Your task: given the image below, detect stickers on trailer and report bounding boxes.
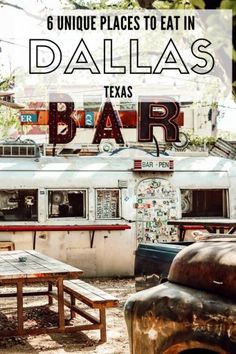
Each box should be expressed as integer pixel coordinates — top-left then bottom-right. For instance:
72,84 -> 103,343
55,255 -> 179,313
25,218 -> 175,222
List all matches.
136,178 -> 178,243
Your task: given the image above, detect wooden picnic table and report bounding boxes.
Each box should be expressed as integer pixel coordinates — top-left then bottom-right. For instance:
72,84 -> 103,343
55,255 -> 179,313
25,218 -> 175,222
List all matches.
167,218 -> 236,241
0,250 -> 83,337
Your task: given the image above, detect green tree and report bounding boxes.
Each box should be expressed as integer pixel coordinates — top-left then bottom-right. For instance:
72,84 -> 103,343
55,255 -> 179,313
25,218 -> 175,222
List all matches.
0,75 -> 19,139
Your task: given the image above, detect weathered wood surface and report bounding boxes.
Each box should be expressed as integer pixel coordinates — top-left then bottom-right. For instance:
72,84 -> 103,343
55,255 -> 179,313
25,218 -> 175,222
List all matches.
0,250 -> 83,281
168,218 -> 236,227
0,250 -> 84,338
55,279 -> 119,342
168,218 -> 236,240
63,279 -> 119,308
0,241 -> 15,250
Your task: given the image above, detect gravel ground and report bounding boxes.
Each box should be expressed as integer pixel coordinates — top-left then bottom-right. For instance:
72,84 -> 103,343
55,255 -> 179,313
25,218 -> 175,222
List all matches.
0,278 -> 135,354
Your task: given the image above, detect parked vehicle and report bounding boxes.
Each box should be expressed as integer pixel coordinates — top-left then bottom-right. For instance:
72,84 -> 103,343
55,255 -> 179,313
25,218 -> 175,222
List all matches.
125,240 -> 236,354
135,242 -> 190,291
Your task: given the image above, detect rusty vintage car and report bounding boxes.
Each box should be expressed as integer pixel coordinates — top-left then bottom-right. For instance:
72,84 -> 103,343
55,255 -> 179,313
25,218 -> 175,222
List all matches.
125,240 -> 236,354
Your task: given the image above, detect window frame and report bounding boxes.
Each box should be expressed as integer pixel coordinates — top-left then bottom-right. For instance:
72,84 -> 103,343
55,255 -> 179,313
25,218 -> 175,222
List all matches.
180,188 -> 229,218
0,188 -> 39,222
47,188 -> 88,220
95,188 -> 121,220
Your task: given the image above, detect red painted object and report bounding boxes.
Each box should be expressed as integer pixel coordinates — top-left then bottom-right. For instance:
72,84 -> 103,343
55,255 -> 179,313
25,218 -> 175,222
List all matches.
0,224 -> 131,232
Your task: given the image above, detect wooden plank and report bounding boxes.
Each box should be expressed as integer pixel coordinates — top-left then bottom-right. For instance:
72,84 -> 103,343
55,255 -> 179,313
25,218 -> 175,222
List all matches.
50,290 -> 99,323
71,294 -> 76,319
17,281 -> 24,335
71,280 -> 118,302
100,308 -> 107,343
48,282 -> 53,305
64,281 -> 106,302
64,285 -> 102,307
0,250 -> 71,274
57,278 -> 65,331
64,323 -> 101,332
26,250 -> 83,273
0,251 -> 28,278
0,290 -> 49,298
63,280 -> 119,308
168,218 -> 236,226
0,250 -> 82,280
63,298 -> 100,324
66,280 -> 118,302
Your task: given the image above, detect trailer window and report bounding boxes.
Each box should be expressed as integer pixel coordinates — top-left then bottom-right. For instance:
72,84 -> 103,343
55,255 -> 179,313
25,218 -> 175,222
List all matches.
48,190 -> 86,218
96,189 -> 120,219
0,189 -> 38,221
181,189 -> 228,217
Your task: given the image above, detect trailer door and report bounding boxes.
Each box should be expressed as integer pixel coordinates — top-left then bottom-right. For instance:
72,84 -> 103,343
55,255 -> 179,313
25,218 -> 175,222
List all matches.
136,178 -> 179,243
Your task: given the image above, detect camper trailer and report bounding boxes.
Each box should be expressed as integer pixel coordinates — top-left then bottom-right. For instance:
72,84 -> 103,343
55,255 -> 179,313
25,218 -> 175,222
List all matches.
0,141 -> 234,276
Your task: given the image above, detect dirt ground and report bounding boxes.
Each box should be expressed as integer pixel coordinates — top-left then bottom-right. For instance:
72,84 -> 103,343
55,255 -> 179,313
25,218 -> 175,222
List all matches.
0,278 -> 135,354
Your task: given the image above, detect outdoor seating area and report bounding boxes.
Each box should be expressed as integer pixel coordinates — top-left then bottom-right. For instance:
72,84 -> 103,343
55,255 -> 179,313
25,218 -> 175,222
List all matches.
167,218 -> 236,241
0,0 -> 235,352
51,279 -> 119,342
0,241 -> 15,251
0,250 -> 119,345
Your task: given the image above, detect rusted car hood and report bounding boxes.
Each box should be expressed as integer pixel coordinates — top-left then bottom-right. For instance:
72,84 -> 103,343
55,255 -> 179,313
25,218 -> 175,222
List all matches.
125,282 -> 236,354
168,241 -> 236,299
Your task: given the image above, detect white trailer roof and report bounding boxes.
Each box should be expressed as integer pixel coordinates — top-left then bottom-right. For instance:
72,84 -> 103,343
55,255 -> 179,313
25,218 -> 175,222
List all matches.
0,155 -> 234,172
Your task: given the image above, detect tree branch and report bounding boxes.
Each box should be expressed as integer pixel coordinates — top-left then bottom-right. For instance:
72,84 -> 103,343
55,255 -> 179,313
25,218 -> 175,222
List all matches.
0,1 -> 43,20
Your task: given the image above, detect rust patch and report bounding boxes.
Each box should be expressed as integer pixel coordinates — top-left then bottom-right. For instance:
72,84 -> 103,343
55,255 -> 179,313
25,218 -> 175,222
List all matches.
163,340 -> 228,354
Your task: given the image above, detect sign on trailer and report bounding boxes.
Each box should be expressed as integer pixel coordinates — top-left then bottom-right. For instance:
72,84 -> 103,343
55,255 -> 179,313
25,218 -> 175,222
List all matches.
21,113 -> 38,123
133,159 -> 174,171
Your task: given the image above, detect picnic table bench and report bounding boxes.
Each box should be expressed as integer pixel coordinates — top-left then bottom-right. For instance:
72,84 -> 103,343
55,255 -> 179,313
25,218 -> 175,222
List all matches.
168,218 -> 236,241
0,250 -> 118,342
51,279 -> 119,342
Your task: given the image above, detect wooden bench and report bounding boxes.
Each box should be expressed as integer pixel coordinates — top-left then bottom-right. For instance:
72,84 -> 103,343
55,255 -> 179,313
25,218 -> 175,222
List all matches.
0,241 -> 15,251
178,225 -> 205,241
51,279 -> 119,342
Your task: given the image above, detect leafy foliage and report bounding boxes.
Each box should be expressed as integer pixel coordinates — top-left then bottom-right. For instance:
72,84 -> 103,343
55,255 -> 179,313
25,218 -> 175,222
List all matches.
65,0 -> 140,9
0,75 -> 19,138
0,109 -> 19,139
0,75 -> 14,91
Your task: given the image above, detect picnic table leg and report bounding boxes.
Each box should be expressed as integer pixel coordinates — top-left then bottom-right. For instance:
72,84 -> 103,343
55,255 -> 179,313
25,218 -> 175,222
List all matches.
179,226 -> 185,241
228,227 -> 236,234
48,282 -> 53,305
70,294 -> 76,319
99,307 -> 107,343
205,226 -> 215,233
57,278 -> 65,331
17,281 -> 24,335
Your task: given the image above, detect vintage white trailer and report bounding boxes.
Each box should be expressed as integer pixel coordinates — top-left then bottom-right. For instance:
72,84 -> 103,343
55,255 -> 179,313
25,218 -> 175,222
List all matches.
0,152 -> 234,276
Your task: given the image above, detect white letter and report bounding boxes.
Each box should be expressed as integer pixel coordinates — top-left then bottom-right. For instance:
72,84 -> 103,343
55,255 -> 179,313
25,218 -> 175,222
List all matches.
191,38 -> 214,74
64,39 -> 100,74
104,39 -> 126,74
29,39 -> 61,74
153,39 -> 189,74
130,39 -> 151,74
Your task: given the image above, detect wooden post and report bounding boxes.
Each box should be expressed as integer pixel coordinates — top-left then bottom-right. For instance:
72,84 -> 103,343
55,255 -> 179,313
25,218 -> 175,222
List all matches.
17,281 -> 24,335
70,294 -> 76,319
48,282 -> 53,305
99,307 -> 107,343
57,277 -> 65,331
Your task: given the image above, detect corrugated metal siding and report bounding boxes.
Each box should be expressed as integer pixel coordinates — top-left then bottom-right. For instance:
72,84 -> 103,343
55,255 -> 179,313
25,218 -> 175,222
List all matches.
210,138 -> 236,159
